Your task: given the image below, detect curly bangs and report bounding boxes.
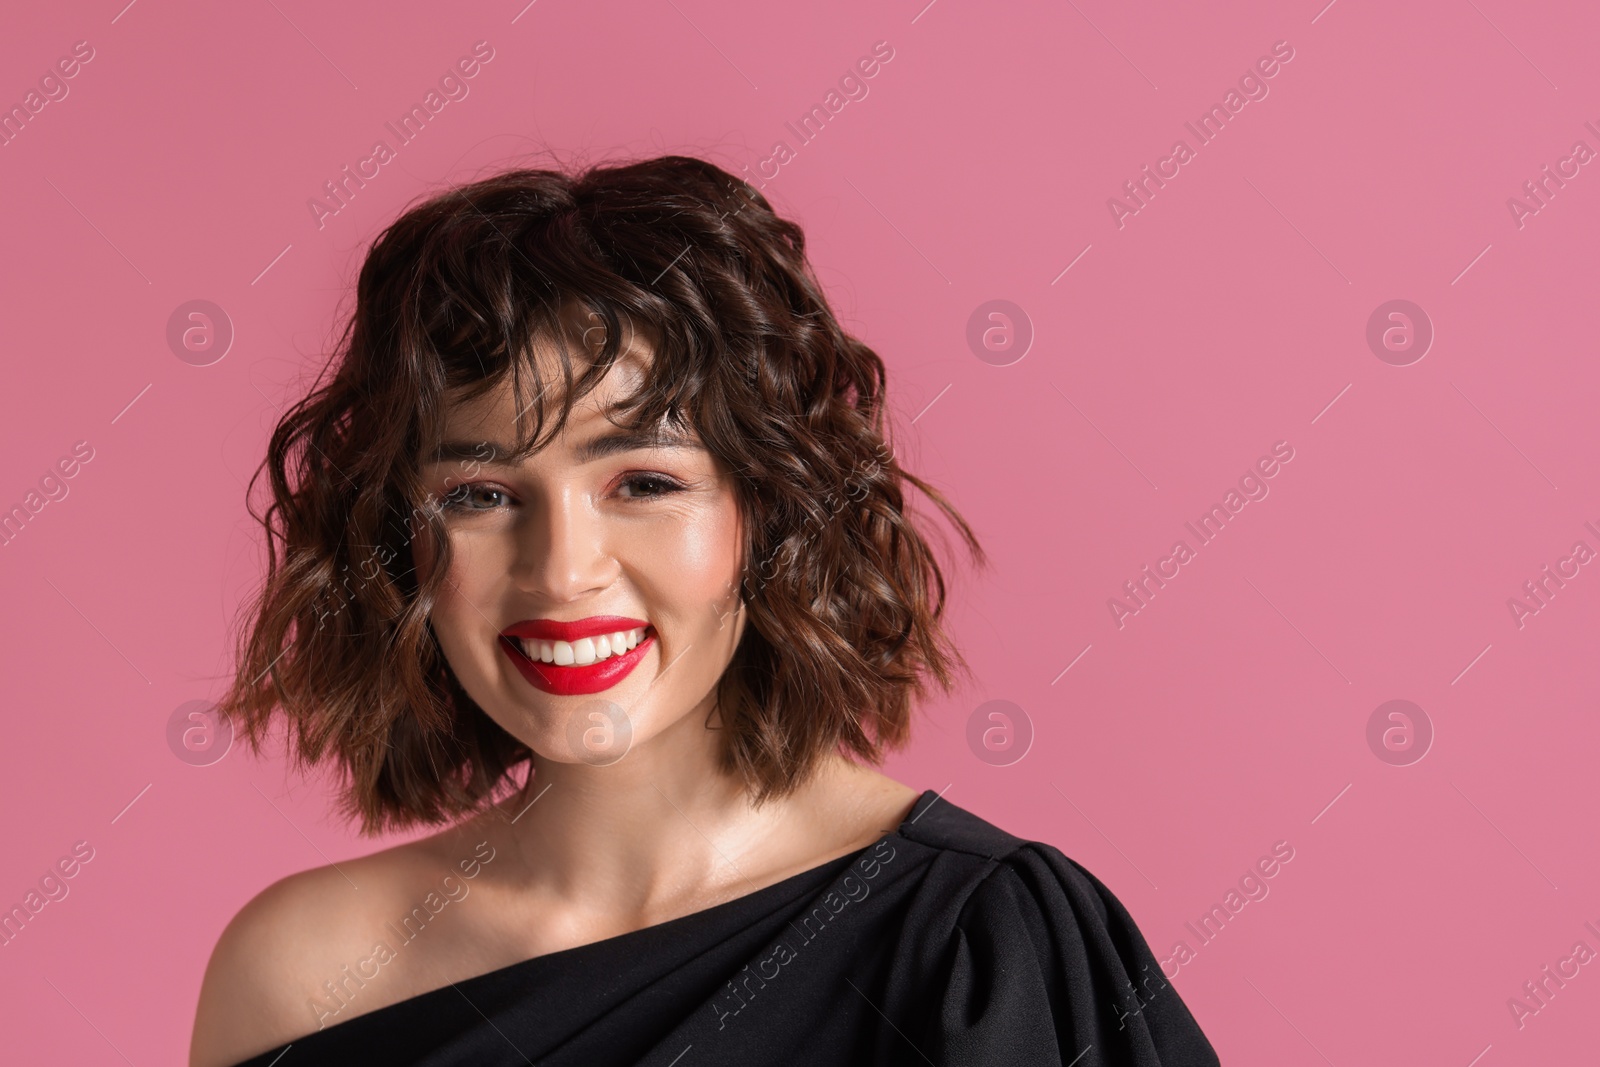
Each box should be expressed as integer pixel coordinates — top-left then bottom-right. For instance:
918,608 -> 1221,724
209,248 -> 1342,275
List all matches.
219,154 -> 985,834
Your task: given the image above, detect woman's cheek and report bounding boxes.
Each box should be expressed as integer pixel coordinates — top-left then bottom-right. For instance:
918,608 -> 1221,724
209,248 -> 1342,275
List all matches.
690,499 -> 745,626
610,514 -> 710,638
442,531 -> 509,608
655,500 -> 739,601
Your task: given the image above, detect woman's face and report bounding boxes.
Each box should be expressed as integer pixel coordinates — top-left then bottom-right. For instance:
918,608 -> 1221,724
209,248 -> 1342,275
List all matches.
414,344 -> 747,768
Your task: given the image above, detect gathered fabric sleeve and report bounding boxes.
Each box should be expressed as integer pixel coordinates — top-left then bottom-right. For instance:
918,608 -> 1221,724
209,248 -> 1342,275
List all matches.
915,844 -> 1220,1067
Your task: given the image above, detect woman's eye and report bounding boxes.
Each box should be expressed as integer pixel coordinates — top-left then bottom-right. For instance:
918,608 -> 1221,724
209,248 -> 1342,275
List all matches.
619,473 -> 683,499
441,484 -> 510,512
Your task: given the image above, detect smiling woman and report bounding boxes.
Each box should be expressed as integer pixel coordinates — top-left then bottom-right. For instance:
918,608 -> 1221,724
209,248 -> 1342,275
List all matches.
189,155 -> 1219,1067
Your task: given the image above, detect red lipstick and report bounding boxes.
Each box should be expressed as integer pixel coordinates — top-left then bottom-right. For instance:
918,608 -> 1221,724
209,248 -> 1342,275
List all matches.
499,616 -> 654,696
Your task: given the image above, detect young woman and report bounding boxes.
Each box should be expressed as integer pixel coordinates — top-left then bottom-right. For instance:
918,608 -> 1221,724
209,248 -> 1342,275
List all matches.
189,155 -> 1219,1066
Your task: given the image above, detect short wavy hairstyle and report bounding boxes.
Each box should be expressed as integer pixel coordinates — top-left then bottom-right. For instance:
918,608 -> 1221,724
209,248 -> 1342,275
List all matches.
218,154 -> 985,835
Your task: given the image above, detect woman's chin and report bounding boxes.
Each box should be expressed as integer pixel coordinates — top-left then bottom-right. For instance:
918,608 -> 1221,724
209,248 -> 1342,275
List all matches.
497,697 -> 643,768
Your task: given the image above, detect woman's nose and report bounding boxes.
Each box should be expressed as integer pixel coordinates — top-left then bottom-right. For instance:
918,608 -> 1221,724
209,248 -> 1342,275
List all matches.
513,486 -> 617,602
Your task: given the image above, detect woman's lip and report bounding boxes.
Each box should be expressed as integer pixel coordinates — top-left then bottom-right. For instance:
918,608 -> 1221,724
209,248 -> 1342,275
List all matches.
502,616 -> 648,642
499,630 -> 655,696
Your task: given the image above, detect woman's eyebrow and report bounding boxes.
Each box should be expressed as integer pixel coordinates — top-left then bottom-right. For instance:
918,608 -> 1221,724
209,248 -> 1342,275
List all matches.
426,427 -> 704,465
576,426 -> 705,462
427,440 -> 511,464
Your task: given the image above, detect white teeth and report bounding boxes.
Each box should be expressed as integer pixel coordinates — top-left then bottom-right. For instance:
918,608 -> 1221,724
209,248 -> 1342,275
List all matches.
518,627 -> 647,668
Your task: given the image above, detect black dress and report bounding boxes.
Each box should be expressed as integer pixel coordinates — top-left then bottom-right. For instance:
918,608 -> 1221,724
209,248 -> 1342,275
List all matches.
234,789 -> 1219,1066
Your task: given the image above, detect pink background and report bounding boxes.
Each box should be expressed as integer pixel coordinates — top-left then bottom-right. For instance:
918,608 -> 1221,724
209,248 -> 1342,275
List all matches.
2,0 -> 1597,1062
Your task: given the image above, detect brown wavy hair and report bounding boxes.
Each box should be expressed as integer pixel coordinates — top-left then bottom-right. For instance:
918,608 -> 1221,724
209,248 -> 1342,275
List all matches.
219,154 -> 986,835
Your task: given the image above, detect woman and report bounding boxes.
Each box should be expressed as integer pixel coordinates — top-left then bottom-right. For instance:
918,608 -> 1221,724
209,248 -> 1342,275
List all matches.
190,155 -> 1219,1066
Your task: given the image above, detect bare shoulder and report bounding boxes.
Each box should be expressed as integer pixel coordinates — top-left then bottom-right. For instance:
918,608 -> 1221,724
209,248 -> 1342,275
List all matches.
189,819 -> 502,1067
809,759 -> 922,847
189,863 -> 367,1066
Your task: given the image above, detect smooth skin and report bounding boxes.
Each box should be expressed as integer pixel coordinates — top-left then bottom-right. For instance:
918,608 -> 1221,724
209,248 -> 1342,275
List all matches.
189,336 -> 920,1067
